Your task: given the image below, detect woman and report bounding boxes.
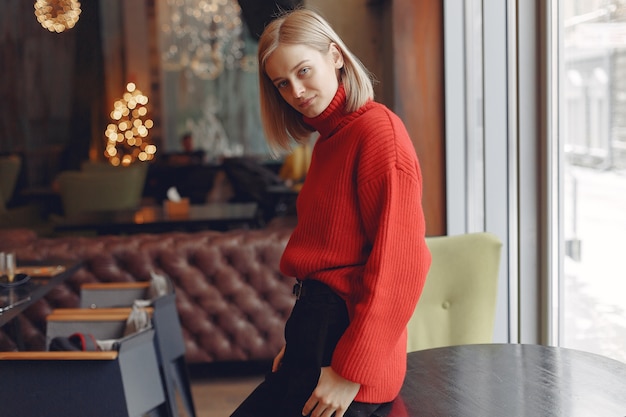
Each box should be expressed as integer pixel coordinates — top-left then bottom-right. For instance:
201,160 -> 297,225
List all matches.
231,8 -> 431,417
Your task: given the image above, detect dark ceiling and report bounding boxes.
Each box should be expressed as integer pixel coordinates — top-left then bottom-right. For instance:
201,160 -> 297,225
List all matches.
237,0 -> 304,39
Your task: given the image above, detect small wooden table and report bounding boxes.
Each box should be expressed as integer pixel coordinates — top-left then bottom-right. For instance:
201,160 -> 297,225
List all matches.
389,343 -> 626,417
53,202 -> 260,235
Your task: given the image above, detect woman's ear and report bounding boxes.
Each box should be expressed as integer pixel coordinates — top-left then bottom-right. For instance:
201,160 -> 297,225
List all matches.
329,43 -> 344,69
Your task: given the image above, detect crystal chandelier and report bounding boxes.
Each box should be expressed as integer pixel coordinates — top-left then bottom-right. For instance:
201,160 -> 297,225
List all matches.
104,83 -> 157,166
34,0 -> 81,33
160,0 -> 254,80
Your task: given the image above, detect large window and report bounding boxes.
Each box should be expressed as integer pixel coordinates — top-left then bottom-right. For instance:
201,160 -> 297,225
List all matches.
554,0 -> 626,363
446,1 -> 626,357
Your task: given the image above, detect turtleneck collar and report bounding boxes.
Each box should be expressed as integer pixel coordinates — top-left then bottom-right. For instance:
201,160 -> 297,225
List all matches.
302,83 -> 348,139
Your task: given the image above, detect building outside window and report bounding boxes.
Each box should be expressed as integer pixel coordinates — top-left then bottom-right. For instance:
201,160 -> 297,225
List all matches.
557,0 -> 626,364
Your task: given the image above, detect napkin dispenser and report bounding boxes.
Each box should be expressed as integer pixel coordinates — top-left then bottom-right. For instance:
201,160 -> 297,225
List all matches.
163,187 -> 190,218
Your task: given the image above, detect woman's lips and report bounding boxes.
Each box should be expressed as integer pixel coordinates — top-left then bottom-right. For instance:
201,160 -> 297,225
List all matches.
299,97 -> 314,109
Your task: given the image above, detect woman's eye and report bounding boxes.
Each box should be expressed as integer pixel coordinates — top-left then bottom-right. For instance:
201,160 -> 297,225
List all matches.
276,80 -> 288,89
299,67 -> 310,76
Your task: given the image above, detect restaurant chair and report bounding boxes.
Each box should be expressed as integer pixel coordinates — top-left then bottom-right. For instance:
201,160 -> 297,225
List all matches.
407,232 -> 502,352
0,189 -> 46,230
0,328 -> 168,417
52,280 -> 196,417
80,281 -> 152,309
80,160 -> 149,189
221,157 -> 286,223
45,308 -> 153,349
56,167 -> 146,218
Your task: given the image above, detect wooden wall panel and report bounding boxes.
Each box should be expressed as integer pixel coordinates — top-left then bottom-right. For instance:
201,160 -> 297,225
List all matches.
308,0 -> 447,236
307,0 -> 385,101
391,0 -> 446,236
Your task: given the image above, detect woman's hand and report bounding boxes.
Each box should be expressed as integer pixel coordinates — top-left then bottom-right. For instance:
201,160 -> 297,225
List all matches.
302,366 -> 360,417
272,345 -> 286,372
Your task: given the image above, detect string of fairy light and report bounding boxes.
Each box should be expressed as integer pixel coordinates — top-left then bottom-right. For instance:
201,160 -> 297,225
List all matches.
34,0 -> 81,33
34,2 -> 160,166
104,83 -> 157,166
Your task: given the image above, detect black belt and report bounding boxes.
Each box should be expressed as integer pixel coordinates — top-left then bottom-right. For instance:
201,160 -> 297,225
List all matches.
292,279 -> 337,300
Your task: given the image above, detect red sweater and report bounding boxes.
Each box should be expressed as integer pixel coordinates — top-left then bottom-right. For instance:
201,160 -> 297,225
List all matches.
280,85 -> 431,402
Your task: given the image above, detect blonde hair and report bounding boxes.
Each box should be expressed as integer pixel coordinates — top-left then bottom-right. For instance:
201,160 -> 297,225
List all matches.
257,8 -> 375,151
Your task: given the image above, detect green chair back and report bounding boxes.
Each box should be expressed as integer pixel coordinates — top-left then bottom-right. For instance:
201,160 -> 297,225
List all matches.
57,167 -> 146,217
80,161 -> 148,184
407,232 -> 502,352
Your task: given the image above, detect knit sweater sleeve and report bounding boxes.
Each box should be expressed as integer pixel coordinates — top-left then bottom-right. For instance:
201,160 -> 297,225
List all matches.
330,109 -> 431,388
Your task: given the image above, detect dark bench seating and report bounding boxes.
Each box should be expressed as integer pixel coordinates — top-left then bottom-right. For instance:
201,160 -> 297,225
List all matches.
0,225 -> 296,364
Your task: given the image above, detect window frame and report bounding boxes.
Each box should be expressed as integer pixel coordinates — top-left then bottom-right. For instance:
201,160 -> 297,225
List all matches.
443,0 -> 552,344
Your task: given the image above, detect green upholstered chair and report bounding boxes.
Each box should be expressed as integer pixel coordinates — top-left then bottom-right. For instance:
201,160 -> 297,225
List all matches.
80,160 -> 149,186
56,166 -> 146,217
406,232 -> 502,352
0,201 -> 47,231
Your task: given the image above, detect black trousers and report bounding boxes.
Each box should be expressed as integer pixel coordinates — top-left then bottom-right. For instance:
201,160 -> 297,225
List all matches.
230,280 -> 392,417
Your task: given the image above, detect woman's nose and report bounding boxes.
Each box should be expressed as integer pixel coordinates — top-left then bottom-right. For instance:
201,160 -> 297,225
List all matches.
291,81 -> 305,98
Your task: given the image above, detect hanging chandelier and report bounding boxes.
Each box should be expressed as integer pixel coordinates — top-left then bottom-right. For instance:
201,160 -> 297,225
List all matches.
104,83 -> 157,166
34,0 -> 81,33
160,0 -> 254,80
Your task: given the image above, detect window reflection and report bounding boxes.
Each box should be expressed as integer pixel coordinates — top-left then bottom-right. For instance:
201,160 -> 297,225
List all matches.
560,0 -> 626,364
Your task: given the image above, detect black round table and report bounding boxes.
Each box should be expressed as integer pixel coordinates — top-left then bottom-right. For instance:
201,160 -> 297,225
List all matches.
388,343 -> 626,417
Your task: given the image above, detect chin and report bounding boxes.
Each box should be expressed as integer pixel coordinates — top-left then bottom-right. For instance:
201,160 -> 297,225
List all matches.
305,110 -> 322,118
305,104 -> 326,118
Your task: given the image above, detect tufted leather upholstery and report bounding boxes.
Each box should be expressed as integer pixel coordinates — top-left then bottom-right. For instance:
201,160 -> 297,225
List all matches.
0,226 -> 296,363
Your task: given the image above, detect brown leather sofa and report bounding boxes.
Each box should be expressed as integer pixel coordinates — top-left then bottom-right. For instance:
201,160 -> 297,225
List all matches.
0,225 -> 296,363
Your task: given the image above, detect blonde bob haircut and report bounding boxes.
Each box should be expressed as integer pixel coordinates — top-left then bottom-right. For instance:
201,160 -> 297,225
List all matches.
258,8 -> 375,151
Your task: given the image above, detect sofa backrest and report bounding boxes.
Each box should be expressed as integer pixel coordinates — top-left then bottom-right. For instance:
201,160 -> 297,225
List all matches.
0,227 -> 295,361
